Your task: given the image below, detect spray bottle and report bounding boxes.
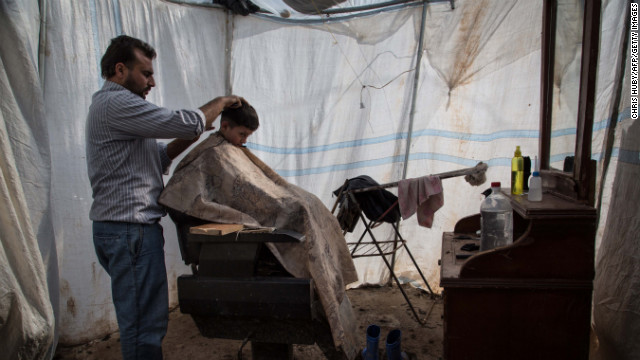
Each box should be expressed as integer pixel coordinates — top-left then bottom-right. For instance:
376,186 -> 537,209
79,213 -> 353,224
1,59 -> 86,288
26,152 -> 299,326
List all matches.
528,156 -> 542,201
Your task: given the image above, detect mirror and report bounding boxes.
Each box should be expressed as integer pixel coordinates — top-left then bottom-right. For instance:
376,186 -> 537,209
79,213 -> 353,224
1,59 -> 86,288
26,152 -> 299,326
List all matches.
549,0 -> 583,171
540,0 -> 599,204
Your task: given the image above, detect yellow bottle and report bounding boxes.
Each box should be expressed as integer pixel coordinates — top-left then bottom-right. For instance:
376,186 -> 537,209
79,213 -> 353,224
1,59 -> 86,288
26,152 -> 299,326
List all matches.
511,146 -> 524,195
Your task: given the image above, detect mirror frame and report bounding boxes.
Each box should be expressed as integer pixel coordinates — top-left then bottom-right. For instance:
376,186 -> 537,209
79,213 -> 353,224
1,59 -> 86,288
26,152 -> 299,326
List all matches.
539,0 -> 600,205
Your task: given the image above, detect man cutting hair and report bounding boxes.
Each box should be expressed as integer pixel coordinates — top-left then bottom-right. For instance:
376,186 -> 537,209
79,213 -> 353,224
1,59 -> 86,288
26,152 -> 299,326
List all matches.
85,34 -> 244,360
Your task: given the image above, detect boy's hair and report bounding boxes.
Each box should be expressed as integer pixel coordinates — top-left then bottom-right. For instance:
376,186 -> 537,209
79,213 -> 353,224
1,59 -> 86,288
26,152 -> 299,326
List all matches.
221,102 -> 259,130
101,35 -> 157,79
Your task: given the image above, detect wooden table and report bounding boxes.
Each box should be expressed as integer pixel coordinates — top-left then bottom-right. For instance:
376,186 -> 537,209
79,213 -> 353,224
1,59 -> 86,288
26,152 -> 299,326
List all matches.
440,190 -> 596,360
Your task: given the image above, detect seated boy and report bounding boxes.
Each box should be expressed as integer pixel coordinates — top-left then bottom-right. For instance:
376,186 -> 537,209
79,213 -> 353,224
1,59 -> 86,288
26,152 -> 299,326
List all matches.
159,102 -> 359,360
217,101 -> 259,147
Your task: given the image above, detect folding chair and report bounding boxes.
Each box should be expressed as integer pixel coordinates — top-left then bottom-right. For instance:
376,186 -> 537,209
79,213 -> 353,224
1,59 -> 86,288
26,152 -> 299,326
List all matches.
331,164 -> 488,324
332,175 -> 435,325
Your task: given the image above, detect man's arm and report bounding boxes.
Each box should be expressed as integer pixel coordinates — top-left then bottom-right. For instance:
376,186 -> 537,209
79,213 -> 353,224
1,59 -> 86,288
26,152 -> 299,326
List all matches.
165,95 -> 244,159
200,95 -> 244,129
166,136 -> 201,160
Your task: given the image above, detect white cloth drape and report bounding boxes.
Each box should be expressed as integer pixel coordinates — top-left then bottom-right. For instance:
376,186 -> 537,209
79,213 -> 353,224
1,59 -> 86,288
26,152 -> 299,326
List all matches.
0,0 -> 57,358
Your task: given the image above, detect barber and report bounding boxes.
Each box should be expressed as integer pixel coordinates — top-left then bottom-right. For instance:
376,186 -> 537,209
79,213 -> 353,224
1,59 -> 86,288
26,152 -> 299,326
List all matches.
85,35 -> 242,360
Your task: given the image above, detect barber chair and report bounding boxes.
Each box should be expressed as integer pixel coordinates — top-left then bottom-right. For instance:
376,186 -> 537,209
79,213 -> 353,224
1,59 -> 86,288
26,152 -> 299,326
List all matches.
168,210 -> 343,360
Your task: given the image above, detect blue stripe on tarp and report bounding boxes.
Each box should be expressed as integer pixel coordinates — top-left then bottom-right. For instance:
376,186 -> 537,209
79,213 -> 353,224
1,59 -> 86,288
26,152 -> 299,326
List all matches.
254,106 -> 635,177
409,152 -> 497,167
273,148 -> 628,177
552,127 -> 577,137
274,153 -> 512,177
412,129 -> 539,141
619,148 -> 640,165
550,152 -> 575,165
276,155 -> 405,177
617,107 -> 631,122
248,107 -> 633,156
248,133 -> 407,154
592,107 -> 629,131
247,129 -> 540,154
248,127 -> 598,155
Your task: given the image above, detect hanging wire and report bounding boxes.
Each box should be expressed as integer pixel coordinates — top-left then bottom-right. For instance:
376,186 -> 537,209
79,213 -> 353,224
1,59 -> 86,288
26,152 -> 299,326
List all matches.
363,68 -> 415,90
308,0 -> 418,98
359,68 -> 415,108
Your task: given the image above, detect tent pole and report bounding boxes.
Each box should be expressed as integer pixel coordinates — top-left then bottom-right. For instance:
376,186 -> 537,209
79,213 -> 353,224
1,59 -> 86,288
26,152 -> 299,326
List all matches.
389,0 -> 428,286
401,0 -> 427,180
225,11 -> 234,94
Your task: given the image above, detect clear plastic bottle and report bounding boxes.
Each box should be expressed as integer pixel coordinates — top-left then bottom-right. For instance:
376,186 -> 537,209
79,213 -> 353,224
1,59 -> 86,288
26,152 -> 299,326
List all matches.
511,146 -> 524,195
480,182 -> 514,251
528,171 -> 542,201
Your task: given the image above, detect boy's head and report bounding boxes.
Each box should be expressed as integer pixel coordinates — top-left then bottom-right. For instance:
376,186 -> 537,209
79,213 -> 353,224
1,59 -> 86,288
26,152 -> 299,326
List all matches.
219,102 -> 259,146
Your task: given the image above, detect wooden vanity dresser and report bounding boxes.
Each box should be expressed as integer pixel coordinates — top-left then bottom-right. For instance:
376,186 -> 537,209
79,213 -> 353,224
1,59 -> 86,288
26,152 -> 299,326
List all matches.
439,189 -> 596,360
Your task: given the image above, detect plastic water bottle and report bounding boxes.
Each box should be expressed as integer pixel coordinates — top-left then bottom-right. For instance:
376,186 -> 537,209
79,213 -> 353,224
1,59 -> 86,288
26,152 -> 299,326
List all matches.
528,171 -> 542,202
480,182 -> 513,251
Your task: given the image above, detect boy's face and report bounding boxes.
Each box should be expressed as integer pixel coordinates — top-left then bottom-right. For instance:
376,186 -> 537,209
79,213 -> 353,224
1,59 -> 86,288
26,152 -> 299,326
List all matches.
219,121 -> 255,146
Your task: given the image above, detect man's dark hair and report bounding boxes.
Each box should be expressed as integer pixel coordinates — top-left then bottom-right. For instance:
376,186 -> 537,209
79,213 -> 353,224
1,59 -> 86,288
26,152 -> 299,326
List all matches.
221,102 -> 259,130
100,35 -> 157,79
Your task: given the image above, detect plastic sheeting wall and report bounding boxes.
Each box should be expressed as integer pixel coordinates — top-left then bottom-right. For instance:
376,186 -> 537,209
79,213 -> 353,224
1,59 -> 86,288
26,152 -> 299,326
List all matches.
0,0 -> 635,355
592,20 -> 640,358
0,0 -> 57,358
42,0 -> 546,342
240,0 -> 545,290
43,0 -> 230,344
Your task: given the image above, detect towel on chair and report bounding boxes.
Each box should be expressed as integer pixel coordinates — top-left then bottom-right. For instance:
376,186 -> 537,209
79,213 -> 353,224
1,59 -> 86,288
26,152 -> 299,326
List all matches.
398,176 -> 444,228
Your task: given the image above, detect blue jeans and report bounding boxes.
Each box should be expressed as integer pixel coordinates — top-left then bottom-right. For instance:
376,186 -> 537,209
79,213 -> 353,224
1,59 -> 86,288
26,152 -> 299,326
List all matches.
93,221 -> 168,360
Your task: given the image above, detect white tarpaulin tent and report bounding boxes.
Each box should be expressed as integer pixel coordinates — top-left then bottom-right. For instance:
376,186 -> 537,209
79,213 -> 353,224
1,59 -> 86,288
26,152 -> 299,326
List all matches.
0,0 -> 637,358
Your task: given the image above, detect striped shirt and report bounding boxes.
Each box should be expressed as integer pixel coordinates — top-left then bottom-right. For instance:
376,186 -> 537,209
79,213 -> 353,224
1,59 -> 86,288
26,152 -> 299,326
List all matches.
86,80 -> 205,224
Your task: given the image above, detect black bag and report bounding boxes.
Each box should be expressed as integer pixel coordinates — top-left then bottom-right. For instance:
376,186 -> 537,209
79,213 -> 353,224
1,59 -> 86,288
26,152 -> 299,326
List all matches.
333,175 -> 400,230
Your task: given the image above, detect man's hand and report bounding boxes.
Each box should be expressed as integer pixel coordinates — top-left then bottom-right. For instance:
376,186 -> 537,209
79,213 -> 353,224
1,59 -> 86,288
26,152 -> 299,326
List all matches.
223,95 -> 244,110
199,95 -> 245,130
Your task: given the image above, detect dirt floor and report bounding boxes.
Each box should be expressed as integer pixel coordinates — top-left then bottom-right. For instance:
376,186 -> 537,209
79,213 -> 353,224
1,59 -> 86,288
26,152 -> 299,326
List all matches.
53,284 -> 444,360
